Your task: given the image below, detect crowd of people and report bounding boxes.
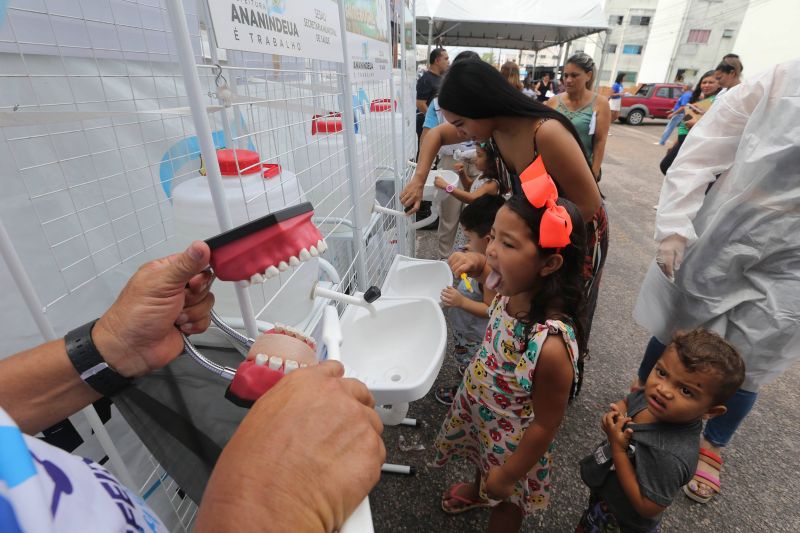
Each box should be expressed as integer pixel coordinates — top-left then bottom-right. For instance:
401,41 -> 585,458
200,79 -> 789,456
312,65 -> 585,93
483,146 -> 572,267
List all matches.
0,45 -> 797,533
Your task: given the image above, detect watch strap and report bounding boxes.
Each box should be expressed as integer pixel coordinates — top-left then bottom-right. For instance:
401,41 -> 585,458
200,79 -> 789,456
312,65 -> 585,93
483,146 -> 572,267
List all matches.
65,319 -> 132,397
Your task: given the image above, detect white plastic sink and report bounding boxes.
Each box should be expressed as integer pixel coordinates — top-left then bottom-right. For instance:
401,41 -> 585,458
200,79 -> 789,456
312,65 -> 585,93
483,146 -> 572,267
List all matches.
381,255 -> 452,301
423,169 -> 457,201
339,296 -> 446,405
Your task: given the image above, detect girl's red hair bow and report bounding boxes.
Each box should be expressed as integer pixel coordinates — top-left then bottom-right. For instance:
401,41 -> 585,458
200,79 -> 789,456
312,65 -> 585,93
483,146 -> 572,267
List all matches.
519,156 -> 573,249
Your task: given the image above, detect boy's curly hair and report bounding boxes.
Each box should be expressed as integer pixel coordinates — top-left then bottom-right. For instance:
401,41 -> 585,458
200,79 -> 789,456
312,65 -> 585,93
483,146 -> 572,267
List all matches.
671,329 -> 745,404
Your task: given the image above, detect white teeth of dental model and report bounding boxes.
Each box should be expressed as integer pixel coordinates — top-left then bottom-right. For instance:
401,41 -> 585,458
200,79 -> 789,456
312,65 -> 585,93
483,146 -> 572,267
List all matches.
268,356 -> 283,371
278,261 -> 289,272
273,325 -> 285,334
254,353 -> 268,366
284,360 -> 299,374
250,273 -> 264,284
318,240 -> 328,253
265,265 -> 280,279
288,256 -> 300,267
309,245 -> 319,257
299,248 -> 311,261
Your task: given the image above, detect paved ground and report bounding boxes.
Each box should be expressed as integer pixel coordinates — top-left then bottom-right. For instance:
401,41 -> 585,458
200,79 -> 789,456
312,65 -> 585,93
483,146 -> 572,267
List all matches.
369,121 -> 800,532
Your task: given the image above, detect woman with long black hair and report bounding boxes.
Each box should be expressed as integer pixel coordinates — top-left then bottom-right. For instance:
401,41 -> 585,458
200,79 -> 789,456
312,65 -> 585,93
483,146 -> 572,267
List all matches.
401,59 -> 608,391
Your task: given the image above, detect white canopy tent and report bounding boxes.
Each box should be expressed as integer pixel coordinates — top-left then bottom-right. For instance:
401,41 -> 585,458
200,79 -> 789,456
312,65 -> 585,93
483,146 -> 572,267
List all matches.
416,0 -> 608,51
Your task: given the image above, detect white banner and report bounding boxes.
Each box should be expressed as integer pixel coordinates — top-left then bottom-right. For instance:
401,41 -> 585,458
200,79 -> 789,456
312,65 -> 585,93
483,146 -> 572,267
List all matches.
345,0 -> 392,81
207,0 -> 344,62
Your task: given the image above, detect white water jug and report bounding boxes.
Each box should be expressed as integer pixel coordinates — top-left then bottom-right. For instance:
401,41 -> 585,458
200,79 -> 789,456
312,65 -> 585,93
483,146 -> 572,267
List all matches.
172,148 -> 318,326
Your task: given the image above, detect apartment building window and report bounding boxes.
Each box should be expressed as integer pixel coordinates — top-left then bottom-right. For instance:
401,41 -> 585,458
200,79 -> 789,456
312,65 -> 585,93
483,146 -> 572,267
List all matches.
687,29 -> 711,44
630,16 -> 651,26
618,71 -> 638,84
609,15 -> 624,25
606,44 -> 618,53
722,29 -> 735,38
622,44 -> 643,55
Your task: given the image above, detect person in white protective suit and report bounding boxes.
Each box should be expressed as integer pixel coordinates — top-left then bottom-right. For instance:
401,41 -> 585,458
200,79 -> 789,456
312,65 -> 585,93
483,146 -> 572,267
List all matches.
631,58 -> 800,504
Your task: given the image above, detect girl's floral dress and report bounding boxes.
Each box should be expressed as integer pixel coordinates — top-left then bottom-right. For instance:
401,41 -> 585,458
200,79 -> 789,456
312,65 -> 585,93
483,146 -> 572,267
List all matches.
432,295 -> 580,516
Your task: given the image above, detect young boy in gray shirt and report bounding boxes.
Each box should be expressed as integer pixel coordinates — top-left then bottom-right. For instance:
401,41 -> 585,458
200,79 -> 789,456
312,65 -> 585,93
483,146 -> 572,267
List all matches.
577,329 -> 745,532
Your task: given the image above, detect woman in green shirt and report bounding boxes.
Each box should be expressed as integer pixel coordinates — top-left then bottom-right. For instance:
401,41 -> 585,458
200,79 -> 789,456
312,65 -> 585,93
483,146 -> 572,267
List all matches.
548,53 -> 610,181
660,70 -> 720,175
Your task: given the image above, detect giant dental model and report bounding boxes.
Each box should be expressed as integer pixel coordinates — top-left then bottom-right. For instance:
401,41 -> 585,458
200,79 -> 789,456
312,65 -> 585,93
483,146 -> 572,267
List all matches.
205,202 -> 326,286
181,202 -> 328,406
225,324 -> 320,408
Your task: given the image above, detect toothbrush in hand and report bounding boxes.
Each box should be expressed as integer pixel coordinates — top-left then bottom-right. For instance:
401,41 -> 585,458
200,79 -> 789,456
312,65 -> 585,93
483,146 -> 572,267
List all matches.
321,305 -> 373,533
321,305 -> 343,362
460,272 -> 473,293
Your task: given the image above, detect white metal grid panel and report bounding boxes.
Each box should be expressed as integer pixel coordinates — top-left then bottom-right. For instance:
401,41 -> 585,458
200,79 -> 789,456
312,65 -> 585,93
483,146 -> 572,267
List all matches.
0,0 -> 415,528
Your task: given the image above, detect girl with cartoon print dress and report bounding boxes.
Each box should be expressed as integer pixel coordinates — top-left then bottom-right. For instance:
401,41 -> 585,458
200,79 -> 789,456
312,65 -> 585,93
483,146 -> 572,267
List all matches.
431,159 -> 588,532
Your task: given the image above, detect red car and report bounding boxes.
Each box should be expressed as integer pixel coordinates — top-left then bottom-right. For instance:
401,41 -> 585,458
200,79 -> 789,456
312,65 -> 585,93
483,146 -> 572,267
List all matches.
619,83 -> 685,125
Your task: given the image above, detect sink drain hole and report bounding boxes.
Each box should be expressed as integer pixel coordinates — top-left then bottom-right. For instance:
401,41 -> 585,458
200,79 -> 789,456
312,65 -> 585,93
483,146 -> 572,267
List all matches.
391,374 -> 402,382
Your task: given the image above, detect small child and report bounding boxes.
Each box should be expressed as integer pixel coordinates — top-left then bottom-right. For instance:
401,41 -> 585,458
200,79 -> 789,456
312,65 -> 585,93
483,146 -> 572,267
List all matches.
435,142 -> 502,204
435,195 -> 505,405
433,188 -> 588,532
577,329 -> 745,532
434,142 -> 505,253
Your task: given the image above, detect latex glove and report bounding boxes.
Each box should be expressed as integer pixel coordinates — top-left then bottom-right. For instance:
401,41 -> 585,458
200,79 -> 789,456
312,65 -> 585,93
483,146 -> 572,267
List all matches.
399,179 -> 425,215
448,251 -> 486,279
485,466 -> 516,501
440,286 -> 465,308
195,362 -> 385,532
92,241 -> 215,378
656,234 -> 687,281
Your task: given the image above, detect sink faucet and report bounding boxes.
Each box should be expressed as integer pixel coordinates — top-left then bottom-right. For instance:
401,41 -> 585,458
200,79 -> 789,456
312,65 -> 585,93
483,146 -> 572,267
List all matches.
312,284 -> 381,317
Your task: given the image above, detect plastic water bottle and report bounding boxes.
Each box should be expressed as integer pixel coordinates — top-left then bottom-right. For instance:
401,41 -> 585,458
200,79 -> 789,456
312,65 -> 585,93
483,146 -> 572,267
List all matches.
453,147 -> 477,162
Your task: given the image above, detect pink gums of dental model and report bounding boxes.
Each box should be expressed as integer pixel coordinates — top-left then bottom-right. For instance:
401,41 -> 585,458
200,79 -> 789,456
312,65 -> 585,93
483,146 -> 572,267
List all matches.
205,202 -> 323,282
225,328 -> 317,407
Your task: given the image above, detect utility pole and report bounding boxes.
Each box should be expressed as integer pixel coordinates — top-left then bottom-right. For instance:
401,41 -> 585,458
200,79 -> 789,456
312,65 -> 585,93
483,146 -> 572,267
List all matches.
609,8 -> 631,83
665,1 -> 691,82
595,31 -> 609,89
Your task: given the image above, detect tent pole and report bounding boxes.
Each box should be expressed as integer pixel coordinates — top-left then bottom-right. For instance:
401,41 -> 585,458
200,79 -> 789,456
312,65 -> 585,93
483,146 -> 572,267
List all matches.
426,17 -> 433,63
556,43 -> 564,79
609,8 -> 630,85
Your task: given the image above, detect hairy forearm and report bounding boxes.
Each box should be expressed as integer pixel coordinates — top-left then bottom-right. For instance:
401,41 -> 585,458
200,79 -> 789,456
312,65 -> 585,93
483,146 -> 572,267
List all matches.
0,339 -> 101,434
196,460 -> 329,533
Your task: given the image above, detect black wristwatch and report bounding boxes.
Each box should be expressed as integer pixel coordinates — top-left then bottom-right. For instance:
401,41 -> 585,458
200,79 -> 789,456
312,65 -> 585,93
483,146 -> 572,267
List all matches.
65,319 -> 132,397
